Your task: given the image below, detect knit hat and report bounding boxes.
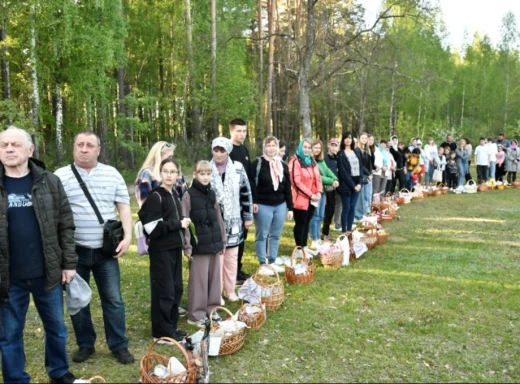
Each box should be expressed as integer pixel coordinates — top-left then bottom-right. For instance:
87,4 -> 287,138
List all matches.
211,137 -> 233,154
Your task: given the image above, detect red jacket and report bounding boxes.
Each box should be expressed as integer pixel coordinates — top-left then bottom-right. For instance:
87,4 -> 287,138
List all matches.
288,155 -> 323,210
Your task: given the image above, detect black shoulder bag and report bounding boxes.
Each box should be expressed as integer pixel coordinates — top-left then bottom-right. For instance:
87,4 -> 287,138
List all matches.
71,164 -> 124,257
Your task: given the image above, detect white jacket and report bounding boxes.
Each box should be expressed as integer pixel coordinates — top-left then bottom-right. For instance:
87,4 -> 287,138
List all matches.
373,147 -> 384,176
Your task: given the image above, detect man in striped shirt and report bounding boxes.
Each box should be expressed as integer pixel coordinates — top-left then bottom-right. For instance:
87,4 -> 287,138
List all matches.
55,131 -> 134,365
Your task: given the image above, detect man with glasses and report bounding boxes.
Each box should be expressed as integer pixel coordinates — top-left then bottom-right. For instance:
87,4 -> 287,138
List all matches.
55,131 -> 135,365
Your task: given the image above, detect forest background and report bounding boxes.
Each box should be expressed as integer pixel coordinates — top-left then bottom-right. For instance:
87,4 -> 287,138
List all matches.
1,0 -> 519,171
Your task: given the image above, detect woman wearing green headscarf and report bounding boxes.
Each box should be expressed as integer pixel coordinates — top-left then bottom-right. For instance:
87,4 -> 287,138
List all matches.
288,138 -> 323,247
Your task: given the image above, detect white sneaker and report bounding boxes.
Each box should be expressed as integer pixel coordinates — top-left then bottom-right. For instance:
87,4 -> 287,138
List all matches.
309,240 -> 322,250
187,318 -> 208,328
258,265 -> 275,276
268,263 -> 285,274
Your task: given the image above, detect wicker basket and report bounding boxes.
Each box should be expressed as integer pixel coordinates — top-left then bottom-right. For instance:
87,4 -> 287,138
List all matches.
237,294 -> 265,330
208,306 -> 247,356
285,246 -> 315,285
357,221 -> 378,250
319,246 -> 343,269
410,186 -> 423,200
252,265 -> 285,312
85,377 -> 107,383
140,338 -> 197,384
513,181 -> 520,188
477,183 -> 489,192
377,231 -> 389,245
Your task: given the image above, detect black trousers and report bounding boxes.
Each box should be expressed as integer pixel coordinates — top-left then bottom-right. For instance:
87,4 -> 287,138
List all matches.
448,173 -> 458,189
149,247 -> 183,338
394,169 -> 406,192
496,163 -> 506,182
477,165 -> 488,183
293,204 -> 315,247
237,227 -> 248,274
507,171 -> 517,184
465,160 -> 473,181
322,190 -> 336,237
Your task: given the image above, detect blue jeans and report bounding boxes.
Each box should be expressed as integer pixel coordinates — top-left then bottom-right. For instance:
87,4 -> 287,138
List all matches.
254,203 -> 287,264
458,160 -> 468,187
341,191 -> 360,232
488,161 -> 496,180
426,164 -> 434,184
0,277 -> 69,383
355,181 -> 372,220
71,246 -> 128,351
309,194 -> 326,240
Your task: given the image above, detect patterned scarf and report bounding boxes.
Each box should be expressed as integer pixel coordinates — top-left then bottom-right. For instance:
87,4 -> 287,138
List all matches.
262,142 -> 284,191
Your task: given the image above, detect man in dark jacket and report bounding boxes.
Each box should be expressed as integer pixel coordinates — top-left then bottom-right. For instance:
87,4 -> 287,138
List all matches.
0,126 -> 77,383
228,118 -> 254,284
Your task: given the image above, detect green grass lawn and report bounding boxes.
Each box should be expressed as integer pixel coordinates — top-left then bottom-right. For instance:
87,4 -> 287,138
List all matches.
10,189 -> 520,383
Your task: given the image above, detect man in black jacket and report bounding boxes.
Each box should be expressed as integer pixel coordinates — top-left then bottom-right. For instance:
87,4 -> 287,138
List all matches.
228,118 -> 254,284
0,126 -> 77,383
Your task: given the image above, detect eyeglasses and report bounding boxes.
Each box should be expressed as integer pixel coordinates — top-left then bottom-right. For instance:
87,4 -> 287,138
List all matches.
161,170 -> 179,176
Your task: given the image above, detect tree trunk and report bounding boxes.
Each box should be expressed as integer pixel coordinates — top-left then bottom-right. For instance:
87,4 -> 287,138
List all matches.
97,101 -> 109,163
299,0 -> 316,138
265,0 -> 276,135
30,5 -> 40,143
210,0 -> 218,137
389,69 -> 396,136
185,0 -> 200,140
0,9 -> 10,101
55,84 -> 64,164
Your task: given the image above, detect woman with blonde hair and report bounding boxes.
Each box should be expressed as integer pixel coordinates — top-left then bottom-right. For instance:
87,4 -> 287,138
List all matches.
135,141 -> 187,206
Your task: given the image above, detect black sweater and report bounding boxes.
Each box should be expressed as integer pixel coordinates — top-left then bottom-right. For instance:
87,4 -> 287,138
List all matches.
324,153 -> 339,176
138,186 -> 185,252
337,148 -> 365,195
252,157 -> 293,210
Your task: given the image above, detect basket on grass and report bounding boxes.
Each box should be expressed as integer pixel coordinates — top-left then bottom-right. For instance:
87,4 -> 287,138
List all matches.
439,183 -> 449,195
379,201 -> 397,217
477,182 -> 489,192
237,294 -> 265,330
377,229 -> 389,245
318,245 -> 343,269
252,264 -> 284,311
399,188 -> 412,204
380,208 -> 393,223
83,377 -> 107,383
410,186 -> 423,200
464,179 -> 478,193
512,181 -> 520,188
209,306 -> 247,356
285,246 -> 315,285
140,337 -> 197,384
356,221 -> 378,250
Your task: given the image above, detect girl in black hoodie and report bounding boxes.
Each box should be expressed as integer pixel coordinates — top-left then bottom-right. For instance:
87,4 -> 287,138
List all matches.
138,157 -> 191,343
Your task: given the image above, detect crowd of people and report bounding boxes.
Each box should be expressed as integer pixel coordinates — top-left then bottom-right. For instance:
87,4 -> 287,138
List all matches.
0,121 -> 517,383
